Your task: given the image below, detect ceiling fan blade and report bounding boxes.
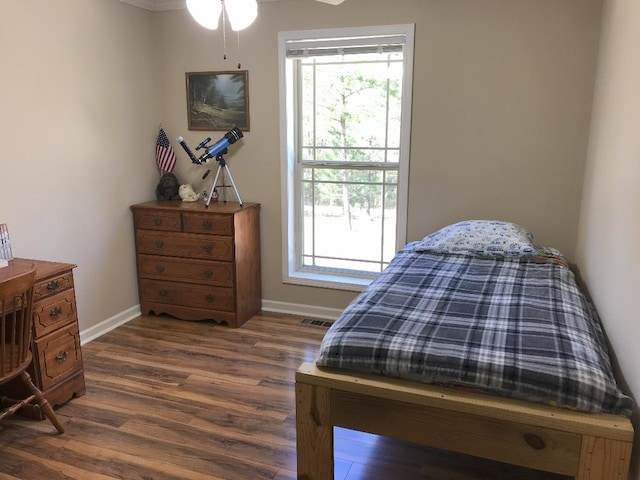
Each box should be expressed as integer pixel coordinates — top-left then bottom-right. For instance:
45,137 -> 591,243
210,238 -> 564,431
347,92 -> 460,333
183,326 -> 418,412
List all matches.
314,0 -> 346,5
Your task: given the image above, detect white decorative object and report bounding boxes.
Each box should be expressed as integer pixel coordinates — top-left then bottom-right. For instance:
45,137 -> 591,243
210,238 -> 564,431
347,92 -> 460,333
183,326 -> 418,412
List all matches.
178,184 -> 201,202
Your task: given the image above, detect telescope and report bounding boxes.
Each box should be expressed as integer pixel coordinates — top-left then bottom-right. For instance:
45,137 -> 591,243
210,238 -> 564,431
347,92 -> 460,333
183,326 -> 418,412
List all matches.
176,127 -> 245,208
177,127 -> 243,165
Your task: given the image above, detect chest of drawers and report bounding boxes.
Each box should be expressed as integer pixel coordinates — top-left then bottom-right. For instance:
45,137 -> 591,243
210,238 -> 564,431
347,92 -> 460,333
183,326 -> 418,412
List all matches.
0,258 -> 86,418
131,201 -> 261,328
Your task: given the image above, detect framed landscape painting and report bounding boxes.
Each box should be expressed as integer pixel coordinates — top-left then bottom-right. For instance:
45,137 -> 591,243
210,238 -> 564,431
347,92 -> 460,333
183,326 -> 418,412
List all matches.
186,71 -> 250,131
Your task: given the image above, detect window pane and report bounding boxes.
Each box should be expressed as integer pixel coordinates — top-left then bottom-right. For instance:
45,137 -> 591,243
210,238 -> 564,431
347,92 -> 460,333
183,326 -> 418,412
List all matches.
386,150 -> 400,164
308,167 -> 384,184
301,166 -> 397,273
302,148 -> 401,165
382,183 -> 398,263
302,179 -> 314,257
300,55 -> 403,162
302,168 -> 313,181
301,147 -> 315,162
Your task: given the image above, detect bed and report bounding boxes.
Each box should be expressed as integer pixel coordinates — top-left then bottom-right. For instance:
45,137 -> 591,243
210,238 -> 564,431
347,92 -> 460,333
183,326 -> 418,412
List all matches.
295,221 -> 634,479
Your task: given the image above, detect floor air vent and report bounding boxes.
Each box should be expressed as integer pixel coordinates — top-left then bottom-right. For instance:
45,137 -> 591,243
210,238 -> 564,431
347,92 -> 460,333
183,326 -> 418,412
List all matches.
300,318 -> 334,328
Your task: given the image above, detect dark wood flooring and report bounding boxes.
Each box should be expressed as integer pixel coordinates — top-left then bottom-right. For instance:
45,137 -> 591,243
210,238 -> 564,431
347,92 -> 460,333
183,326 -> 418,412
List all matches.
0,313 -> 570,479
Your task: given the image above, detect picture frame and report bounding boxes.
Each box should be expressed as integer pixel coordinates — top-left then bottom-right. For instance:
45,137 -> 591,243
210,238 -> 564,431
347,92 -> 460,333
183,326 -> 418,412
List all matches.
186,70 -> 250,131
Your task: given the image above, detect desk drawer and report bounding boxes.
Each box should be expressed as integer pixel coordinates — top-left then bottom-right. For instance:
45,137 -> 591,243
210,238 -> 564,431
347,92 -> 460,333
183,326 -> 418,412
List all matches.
32,289 -> 77,337
34,323 -> 83,390
34,272 -> 74,302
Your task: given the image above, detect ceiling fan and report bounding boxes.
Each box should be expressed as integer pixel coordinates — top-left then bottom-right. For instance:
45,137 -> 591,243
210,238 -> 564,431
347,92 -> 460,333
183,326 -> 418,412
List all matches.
187,0 -> 346,32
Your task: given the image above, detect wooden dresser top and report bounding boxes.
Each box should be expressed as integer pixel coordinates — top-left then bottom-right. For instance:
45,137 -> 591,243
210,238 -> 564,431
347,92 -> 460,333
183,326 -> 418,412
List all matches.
130,201 -> 259,214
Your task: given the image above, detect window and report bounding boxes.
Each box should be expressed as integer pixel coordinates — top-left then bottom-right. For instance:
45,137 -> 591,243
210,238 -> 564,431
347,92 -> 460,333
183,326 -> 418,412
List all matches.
278,24 -> 414,290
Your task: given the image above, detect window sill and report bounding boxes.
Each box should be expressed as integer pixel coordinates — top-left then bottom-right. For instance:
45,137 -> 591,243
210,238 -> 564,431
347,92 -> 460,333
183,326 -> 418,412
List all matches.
283,270 -> 372,292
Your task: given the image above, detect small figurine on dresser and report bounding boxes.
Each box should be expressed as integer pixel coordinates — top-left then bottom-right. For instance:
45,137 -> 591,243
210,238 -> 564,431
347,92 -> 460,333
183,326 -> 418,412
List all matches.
178,184 -> 200,202
155,173 -> 180,201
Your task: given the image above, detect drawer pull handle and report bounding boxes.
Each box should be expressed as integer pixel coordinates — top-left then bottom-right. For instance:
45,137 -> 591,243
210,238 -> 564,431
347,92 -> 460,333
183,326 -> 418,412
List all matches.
155,240 -> 165,249
203,244 -> 213,254
204,269 -> 213,278
55,351 -> 69,363
154,217 -> 163,226
47,280 -> 60,292
202,220 -> 213,229
49,307 -> 63,319
155,264 -> 165,273
159,289 -> 168,297
524,433 -> 546,450
205,294 -> 215,303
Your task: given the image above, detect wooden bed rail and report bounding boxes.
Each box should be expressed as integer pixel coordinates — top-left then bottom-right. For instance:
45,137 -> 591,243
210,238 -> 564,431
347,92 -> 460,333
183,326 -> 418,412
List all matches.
295,362 -> 633,480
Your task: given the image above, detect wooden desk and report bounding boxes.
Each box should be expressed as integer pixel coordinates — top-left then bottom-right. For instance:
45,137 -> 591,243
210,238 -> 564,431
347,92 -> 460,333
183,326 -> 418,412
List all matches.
0,258 -> 85,417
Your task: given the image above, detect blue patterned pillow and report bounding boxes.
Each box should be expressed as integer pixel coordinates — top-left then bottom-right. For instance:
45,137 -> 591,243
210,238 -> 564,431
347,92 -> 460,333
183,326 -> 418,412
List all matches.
414,220 -> 536,257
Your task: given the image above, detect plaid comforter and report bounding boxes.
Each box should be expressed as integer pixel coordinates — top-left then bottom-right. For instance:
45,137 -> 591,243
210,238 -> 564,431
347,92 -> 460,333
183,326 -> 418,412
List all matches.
317,244 -> 633,416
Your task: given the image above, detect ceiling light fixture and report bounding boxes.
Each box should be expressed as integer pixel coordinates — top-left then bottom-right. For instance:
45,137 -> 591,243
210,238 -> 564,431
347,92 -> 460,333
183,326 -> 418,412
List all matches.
186,0 -> 258,68
186,0 -> 257,31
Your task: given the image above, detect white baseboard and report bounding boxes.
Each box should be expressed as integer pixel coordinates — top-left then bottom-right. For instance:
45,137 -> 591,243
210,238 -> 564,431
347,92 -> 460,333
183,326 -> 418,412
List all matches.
79,300 -> 342,344
80,305 -> 142,345
260,299 -> 343,321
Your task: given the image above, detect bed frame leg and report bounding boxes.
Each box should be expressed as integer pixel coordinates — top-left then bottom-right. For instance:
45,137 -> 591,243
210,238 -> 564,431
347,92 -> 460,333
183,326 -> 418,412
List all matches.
576,435 -> 632,480
296,382 -> 333,480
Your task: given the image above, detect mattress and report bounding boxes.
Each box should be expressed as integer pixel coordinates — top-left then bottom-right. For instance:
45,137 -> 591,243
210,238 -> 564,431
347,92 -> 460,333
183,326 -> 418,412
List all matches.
317,243 -> 633,416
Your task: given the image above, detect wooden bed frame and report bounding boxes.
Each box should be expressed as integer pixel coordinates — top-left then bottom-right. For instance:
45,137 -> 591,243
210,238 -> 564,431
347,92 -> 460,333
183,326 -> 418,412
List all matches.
296,362 -> 633,480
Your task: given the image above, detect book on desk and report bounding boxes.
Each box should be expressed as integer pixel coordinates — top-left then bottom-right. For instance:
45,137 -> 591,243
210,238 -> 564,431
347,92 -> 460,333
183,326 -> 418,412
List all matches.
0,223 -> 13,267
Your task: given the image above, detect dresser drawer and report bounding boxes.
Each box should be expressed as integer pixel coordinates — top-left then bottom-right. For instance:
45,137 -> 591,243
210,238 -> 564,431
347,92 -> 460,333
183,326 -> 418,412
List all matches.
136,230 -> 234,261
137,254 -> 234,287
140,279 -> 235,312
34,272 -> 74,302
32,289 -> 78,337
34,323 -> 83,390
134,210 -> 181,232
183,212 -> 233,236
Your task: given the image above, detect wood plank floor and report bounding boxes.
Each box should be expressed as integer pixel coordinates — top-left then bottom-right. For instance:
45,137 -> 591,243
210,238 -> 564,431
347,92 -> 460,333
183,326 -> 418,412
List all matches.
0,313 -> 571,479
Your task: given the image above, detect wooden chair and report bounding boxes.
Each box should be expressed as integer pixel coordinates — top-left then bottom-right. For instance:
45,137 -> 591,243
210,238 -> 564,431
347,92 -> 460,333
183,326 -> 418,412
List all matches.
0,265 -> 64,433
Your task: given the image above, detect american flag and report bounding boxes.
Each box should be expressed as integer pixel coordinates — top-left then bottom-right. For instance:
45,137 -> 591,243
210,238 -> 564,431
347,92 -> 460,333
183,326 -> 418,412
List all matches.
156,127 -> 177,173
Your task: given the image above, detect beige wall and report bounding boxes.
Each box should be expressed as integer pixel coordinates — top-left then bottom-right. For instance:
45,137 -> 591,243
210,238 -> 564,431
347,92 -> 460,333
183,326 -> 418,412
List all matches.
2,0 -> 637,475
0,0 -> 607,331
576,0 -> 640,475
157,0 -> 602,312
0,0 -> 158,332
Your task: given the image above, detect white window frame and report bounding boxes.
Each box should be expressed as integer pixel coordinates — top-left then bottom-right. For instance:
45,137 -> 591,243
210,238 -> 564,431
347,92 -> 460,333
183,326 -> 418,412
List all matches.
278,24 -> 414,291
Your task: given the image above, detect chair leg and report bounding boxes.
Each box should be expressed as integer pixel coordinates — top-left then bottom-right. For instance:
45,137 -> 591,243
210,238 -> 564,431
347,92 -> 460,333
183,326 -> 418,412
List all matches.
20,371 -> 64,434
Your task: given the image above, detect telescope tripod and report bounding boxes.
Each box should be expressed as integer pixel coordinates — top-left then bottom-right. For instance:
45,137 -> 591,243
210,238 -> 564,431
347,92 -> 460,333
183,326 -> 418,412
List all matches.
205,154 -> 243,208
